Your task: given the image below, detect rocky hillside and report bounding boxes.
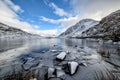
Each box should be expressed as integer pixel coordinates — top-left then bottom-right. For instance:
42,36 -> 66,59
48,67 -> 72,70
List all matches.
0,23 -> 41,39
82,10 -> 120,41
59,19 -> 98,37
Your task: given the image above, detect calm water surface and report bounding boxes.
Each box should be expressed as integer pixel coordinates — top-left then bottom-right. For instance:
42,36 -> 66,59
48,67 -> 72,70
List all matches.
0,38 -> 120,80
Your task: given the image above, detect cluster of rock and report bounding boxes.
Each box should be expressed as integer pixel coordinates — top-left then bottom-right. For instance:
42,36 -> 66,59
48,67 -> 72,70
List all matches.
21,50 -> 87,80
38,51 -> 80,80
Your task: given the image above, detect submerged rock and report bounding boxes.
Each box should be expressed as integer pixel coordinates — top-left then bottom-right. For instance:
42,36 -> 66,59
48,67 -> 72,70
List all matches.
80,62 -> 87,67
49,78 -> 62,80
56,67 -> 65,78
47,67 -> 55,79
56,52 -> 67,61
22,59 -> 39,71
44,66 -> 66,80
62,63 -> 70,74
75,45 -> 78,47
38,66 -> 48,80
51,50 -> 58,53
29,78 -> 37,80
105,40 -> 112,43
66,51 -> 70,54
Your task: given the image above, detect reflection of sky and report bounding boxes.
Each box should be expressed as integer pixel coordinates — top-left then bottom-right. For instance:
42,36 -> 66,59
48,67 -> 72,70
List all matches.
0,38 -> 120,78
0,39 -> 58,66
0,38 -> 59,77
0,38 -> 119,63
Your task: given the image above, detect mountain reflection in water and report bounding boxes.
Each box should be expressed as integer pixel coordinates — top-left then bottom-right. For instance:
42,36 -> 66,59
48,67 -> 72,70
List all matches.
0,38 -> 120,80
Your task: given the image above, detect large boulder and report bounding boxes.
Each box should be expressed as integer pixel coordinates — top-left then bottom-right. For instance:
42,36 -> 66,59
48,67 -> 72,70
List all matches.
56,52 -> 67,61
68,61 -> 79,75
62,61 -> 79,75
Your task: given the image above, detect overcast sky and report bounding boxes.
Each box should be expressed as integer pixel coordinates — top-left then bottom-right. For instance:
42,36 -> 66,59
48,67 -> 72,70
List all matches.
0,0 -> 120,36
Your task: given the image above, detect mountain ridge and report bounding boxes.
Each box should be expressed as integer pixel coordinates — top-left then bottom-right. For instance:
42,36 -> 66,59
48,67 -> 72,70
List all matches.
0,22 -> 41,39
59,10 -> 120,42
82,10 -> 120,41
59,19 -> 98,37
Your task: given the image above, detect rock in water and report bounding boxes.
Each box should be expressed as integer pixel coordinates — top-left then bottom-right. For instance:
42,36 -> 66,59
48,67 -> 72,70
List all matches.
68,61 -> 79,75
56,52 -> 67,61
51,50 -> 58,53
22,59 -> 39,71
29,78 -> 37,80
49,78 -> 61,80
83,63 -> 87,66
56,67 -> 65,77
38,66 -> 48,80
47,67 -> 55,79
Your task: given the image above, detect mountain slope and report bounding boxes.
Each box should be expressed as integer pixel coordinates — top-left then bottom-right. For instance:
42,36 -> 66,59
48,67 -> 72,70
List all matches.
0,23 -> 41,39
59,19 -> 98,37
82,10 -> 120,41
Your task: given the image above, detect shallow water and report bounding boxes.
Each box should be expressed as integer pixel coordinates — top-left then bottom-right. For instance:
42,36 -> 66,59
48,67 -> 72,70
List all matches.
0,38 -> 120,80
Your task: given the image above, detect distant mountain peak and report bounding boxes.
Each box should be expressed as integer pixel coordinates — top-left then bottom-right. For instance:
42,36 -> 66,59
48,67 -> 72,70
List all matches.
59,19 -> 98,37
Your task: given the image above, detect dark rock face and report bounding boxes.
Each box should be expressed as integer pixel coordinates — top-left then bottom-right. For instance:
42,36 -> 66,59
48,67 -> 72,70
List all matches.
83,10 -> 120,41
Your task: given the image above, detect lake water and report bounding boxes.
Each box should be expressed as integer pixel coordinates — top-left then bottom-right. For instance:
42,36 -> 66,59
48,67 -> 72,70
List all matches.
0,38 -> 120,80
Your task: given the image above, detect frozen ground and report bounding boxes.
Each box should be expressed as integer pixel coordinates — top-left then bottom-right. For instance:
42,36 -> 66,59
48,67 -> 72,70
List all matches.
0,38 -> 120,80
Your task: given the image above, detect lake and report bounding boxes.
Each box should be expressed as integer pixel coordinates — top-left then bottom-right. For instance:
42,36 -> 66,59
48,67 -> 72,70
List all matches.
0,38 -> 120,80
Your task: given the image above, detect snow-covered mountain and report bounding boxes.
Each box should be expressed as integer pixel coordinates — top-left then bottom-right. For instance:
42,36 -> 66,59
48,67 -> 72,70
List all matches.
59,19 -> 98,37
82,10 -> 120,41
0,23 -> 41,39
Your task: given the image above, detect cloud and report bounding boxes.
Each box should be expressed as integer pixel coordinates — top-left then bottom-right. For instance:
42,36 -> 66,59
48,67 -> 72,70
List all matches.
40,15 -> 79,33
70,0 -> 120,20
43,0 -> 49,5
41,0 -> 120,34
0,0 -> 35,33
0,0 -> 56,36
40,16 -> 79,27
42,1 -> 77,33
3,0 -> 24,13
49,2 -> 71,17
